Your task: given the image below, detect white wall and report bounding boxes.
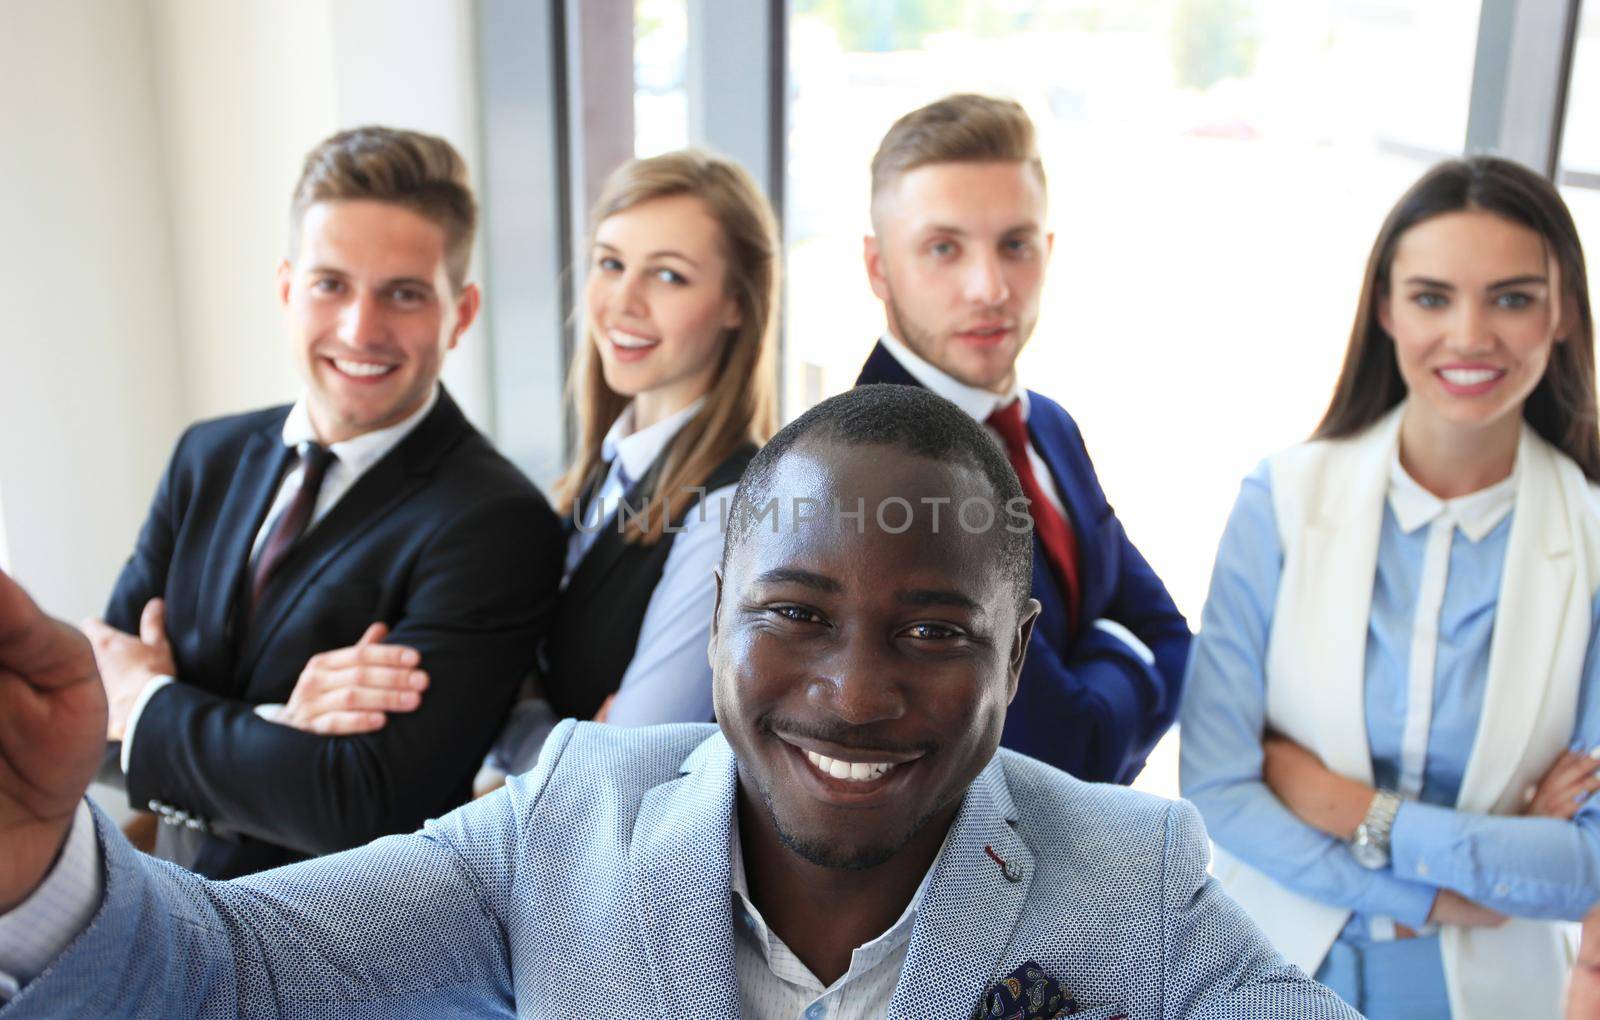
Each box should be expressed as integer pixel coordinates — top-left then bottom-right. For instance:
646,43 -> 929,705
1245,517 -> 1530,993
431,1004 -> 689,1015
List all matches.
0,0 -> 496,624
145,0 -> 493,430
0,1 -> 186,621
325,0 -> 493,428
145,0 -> 338,423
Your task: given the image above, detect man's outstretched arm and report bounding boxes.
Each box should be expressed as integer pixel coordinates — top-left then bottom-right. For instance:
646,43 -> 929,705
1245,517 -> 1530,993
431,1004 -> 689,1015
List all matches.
0,569 -> 106,917
0,568 -> 544,1017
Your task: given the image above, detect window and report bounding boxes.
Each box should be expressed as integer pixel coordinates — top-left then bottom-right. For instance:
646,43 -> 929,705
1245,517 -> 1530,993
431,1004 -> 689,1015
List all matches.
1559,3 -> 1600,312
636,0 -> 689,156
785,0 -> 1483,796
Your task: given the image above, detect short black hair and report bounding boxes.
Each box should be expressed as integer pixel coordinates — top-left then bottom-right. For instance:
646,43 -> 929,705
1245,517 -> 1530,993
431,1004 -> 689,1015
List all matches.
723,384 -> 1033,609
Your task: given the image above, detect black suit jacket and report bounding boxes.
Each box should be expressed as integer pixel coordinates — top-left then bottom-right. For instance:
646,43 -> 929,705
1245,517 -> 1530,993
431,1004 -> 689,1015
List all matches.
104,388 -> 564,877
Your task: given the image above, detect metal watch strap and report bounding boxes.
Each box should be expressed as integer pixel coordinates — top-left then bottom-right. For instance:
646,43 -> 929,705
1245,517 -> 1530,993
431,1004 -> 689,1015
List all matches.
1360,789 -> 1402,851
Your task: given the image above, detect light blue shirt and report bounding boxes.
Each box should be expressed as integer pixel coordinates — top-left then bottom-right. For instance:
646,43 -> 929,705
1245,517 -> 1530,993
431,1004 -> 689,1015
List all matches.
1181,460 -> 1600,943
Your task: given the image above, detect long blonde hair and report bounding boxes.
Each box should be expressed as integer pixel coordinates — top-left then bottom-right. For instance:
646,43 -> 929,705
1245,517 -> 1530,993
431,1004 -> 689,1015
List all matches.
557,150 -> 780,543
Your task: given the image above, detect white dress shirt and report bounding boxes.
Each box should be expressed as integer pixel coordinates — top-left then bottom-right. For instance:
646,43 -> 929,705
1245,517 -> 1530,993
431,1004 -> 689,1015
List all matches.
479,398 -> 734,780
120,387 -> 441,764
876,332 -> 1066,515
731,814 -> 947,1020
876,333 -> 1154,668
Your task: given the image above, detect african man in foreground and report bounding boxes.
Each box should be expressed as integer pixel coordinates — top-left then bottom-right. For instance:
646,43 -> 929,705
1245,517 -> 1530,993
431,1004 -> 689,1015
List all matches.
0,387 -> 1352,1018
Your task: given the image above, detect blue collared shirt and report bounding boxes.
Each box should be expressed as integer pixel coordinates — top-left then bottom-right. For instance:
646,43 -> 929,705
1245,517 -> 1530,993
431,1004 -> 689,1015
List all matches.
1180,459 -> 1600,942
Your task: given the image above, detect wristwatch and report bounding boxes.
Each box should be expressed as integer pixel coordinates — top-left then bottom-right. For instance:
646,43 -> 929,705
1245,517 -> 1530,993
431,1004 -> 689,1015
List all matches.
1350,789 -> 1402,870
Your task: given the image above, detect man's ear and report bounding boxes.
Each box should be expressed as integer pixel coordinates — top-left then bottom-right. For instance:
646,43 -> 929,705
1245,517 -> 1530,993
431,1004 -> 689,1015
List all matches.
864,233 -> 891,302
276,258 -> 294,308
448,283 -> 482,350
707,568 -> 725,665
1006,598 -> 1042,704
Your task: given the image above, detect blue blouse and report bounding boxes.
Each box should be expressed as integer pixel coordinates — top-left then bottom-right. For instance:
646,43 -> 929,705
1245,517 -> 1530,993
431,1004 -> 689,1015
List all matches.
1180,460 -> 1600,944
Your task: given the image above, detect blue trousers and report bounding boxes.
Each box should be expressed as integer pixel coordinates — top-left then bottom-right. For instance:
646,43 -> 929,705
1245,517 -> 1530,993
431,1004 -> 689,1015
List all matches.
1313,935 -> 1451,1018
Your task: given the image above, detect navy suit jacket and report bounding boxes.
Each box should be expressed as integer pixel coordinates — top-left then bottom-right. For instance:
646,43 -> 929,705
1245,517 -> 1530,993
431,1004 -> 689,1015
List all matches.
102,387 -> 565,877
857,342 -> 1191,782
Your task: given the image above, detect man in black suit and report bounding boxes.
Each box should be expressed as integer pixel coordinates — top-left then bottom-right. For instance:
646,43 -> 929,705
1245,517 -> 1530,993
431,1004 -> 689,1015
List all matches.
81,126 -> 565,879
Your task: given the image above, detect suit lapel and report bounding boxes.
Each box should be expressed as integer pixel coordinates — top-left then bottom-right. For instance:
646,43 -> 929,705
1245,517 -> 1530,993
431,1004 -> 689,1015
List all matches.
238,456 -> 426,674
855,340 -> 920,388
628,735 -> 742,1016
562,462 -> 664,605
196,425 -> 292,671
237,391 -> 469,674
1457,426 -> 1580,813
889,758 -> 1033,1018
1022,400 -> 1097,622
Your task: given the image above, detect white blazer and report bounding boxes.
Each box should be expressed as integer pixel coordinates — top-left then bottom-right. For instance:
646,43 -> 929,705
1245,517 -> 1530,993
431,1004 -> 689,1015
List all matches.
1211,404 -> 1599,1019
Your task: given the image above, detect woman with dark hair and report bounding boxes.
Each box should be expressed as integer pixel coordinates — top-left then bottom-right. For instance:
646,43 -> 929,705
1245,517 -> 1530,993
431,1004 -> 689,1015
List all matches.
1181,156 -> 1600,1019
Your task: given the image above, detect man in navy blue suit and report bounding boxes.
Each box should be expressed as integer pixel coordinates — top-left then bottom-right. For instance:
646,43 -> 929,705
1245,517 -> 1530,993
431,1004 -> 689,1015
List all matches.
855,94 -> 1190,783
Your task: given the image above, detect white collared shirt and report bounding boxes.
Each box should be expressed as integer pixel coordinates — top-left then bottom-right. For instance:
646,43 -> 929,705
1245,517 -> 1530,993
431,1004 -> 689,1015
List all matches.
250,385 -> 441,561
875,332 -> 1065,516
120,387 -> 441,766
731,815 -> 946,1020
569,397 -> 708,567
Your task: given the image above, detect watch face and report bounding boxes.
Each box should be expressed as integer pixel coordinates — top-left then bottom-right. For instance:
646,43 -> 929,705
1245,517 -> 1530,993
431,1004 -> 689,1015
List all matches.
1350,832 -> 1388,870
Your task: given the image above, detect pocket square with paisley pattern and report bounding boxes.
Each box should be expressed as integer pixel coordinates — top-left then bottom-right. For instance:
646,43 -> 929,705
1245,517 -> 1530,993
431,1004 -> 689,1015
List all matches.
976,961 -> 1083,1019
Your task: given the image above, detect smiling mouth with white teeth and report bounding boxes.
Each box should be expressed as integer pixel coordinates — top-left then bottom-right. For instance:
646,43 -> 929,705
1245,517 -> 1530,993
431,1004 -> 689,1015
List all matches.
608,328 -> 660,349
331,358 -> 397,378
1437,367 -> 1504,385
804,750 -> 900,783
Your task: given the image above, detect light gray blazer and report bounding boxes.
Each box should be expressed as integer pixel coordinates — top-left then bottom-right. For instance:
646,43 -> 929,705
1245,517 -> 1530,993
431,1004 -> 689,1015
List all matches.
4,721 -> 1356,1018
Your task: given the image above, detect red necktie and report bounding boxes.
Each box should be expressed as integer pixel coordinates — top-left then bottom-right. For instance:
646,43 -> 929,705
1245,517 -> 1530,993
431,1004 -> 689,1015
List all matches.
251,443 -> 335,608
986,400 -> 1079,631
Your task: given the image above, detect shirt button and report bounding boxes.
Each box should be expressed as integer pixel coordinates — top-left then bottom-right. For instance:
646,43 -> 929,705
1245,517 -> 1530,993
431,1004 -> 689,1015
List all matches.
1416,861 -> 1430,878
805,1003 -> 827,1020
1495,883 -> 1510,897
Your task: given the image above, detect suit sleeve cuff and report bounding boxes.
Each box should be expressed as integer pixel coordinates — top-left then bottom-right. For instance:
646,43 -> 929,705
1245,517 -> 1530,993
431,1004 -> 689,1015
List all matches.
1089,659 -> 1147,780
253,703 -> 285,723
119,675 -> 174,774
0,801 -> 102,997
1091,617 -> 1156,667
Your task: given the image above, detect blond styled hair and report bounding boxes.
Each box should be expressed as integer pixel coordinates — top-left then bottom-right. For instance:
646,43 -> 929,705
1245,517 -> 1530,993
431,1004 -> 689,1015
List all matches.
289,126 -> 477,290
558,149 -> 780,544
869,94 -> 1046,223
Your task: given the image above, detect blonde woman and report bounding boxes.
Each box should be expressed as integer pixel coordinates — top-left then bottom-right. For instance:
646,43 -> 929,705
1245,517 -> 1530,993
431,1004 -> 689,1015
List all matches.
275,151 -> 779,789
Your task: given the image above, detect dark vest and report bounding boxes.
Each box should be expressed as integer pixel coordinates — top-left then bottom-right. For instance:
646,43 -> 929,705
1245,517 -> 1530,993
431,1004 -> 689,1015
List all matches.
541,442 -> 756,719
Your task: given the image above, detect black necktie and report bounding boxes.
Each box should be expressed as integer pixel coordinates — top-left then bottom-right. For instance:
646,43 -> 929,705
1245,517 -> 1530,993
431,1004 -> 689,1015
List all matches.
251,443 -> 335,607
